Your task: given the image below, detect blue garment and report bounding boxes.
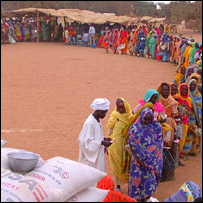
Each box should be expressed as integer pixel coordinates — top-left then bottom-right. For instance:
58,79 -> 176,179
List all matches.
128,108 -> 163,200
138,31 -> 146,55
162,49 -> 169,62
181,44 -> 187,57
188,79 -> 202,124
164,181 -> 202,202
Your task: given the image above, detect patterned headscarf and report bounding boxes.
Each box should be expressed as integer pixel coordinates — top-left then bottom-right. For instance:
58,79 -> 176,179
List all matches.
188,79 -> 202,125
128,107 -> 163,177
139,107 -> 154,125
164,181 -> 202,202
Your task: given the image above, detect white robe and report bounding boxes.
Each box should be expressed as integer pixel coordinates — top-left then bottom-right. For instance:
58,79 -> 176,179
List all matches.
78,114 -> 105,172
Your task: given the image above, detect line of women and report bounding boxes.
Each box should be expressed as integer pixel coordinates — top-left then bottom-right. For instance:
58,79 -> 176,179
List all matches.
106,65 -> 202,201
2,17 -> 202,71
102,24 -> 202,67
1,18 -> 64,44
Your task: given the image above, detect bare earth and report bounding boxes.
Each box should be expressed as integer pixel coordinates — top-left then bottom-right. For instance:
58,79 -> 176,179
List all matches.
1,30 -> 202,201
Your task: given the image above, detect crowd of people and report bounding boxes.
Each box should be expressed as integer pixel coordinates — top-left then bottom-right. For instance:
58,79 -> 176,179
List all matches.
1,17 -> 201,66
2,16 -> 202,202
77,36 -> 202,201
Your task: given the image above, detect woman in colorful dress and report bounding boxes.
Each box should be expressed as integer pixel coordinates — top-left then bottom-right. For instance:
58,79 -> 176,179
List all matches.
190,42 -> 200,65
149,34 -> 157,59
181,79 -> 202,160
183,41 -> 193,68
180,66 -> 194,84
41,21 -> 48,41
23,20 -> 30,41
15,21 -> 22,42
128,107 -> 163,202
174,65 -> 186,87
157,83 -> 179,148
133,89 -> 172,148
186,73 -> 202,85
104,29 -> 111,53
173,84 -> 192,162
120,27 -> 129,55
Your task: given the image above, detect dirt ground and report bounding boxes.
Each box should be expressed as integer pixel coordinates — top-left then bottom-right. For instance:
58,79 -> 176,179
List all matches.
1,29 -> 202,201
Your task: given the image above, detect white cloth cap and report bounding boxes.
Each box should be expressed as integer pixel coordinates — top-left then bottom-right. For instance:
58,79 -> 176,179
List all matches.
90,98 -> 110,111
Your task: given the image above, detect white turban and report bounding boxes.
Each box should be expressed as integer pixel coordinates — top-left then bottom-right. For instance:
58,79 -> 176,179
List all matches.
90,98 -> 110,111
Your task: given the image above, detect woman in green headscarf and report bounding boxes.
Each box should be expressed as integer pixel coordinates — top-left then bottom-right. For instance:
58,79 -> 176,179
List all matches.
145,31 -> 153,57
190,42 -> 200,65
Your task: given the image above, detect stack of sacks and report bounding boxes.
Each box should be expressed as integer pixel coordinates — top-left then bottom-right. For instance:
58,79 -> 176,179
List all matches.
1,168 -> 62,202
1,154 -> 108,202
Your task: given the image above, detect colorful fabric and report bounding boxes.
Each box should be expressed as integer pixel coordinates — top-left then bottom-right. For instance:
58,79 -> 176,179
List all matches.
174,83 -> 192,151
145,31 -> 152,48
107,98 -> 133,183
188,79 -> 202,125
149,36 -> 156,58
128,107 -> 163,200
184,45 -> 192,68
112,29 -> 118,52
133,89 -> 165,122
157,83 -> 178,147
182,66 -> 194,84
96,175 -> 136,202
157,83 -> 178,115
121,103 -> 154,174
186,73 -> 202,85
164,181 -> 202,202
174,65 -> 185,86
190,42 -> 200,65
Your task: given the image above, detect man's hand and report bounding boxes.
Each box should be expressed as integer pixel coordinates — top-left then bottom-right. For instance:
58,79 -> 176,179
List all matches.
104,137 -> 112,141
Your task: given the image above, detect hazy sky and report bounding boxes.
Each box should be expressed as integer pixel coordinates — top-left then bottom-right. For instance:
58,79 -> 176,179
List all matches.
151,1 -> 171,4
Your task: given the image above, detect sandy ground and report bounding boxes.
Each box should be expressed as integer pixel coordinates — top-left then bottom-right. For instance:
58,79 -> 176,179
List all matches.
1,30 -> 202,201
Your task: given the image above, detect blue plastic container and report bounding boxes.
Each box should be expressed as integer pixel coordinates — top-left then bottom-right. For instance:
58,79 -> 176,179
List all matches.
92,43 -> 96,48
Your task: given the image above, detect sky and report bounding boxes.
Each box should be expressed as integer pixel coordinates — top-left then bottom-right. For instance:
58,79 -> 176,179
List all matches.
151,1 -> 171,4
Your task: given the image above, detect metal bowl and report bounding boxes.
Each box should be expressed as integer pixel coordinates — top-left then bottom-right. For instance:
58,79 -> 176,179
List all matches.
7,152 -> 40,172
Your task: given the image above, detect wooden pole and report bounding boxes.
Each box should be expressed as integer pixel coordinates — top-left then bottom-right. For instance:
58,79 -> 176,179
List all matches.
37,11 -> 39,42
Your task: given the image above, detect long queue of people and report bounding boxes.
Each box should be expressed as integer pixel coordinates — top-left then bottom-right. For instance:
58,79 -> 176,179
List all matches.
78,63 -> 202,201
77,29 -> 202,201
1,17 -> 200,66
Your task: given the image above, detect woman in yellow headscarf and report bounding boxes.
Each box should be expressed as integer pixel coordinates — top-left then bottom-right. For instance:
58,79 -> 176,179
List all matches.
186,73 -> 202,85
107,98 -> 154,192
174,65 -> 186,87
183,41 -> 193,68
107,98 -> 133,191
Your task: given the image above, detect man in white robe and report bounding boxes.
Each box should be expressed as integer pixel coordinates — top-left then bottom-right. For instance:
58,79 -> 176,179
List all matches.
78,98 -> 113,172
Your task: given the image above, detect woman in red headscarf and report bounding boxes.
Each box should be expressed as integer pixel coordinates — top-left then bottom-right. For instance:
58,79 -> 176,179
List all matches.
173,83 -> 192,165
